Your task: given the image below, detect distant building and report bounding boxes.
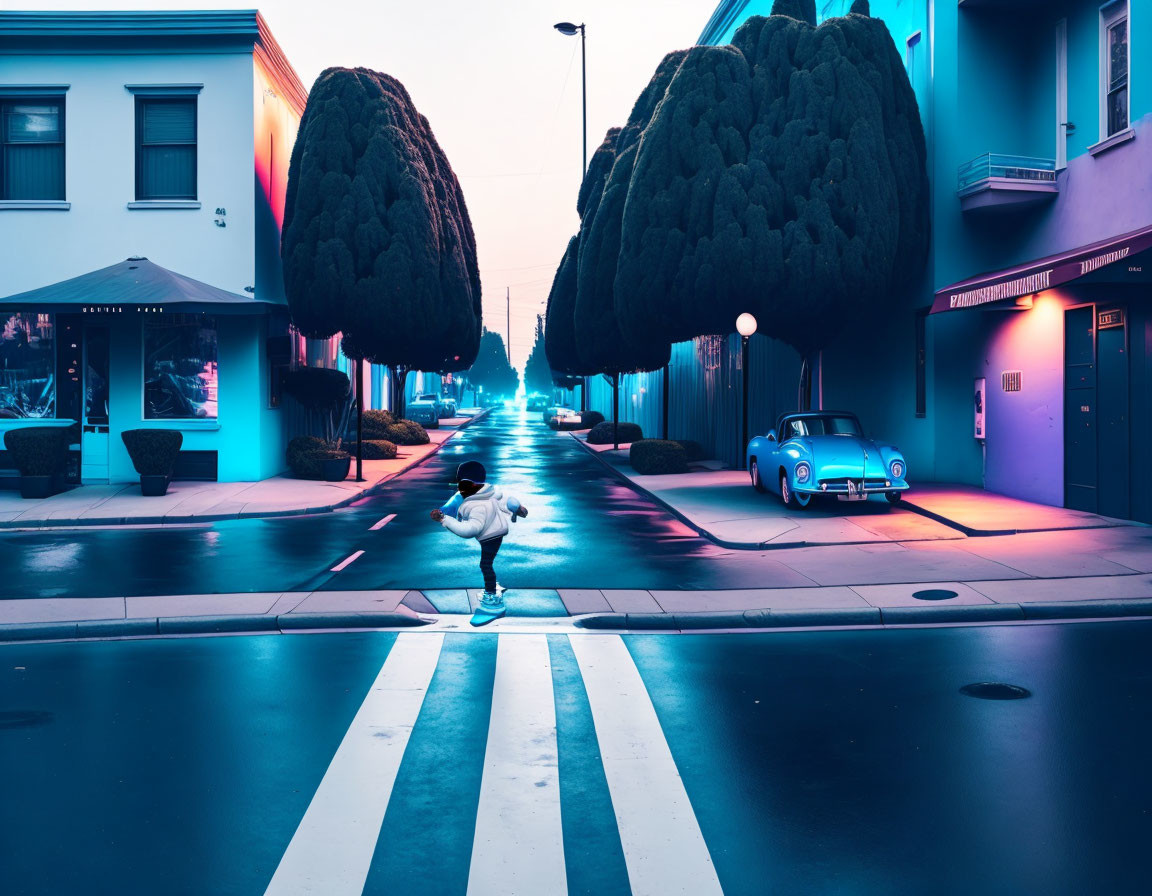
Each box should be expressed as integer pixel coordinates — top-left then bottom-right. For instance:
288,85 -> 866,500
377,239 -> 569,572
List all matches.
683,0 -> 1152,521
0,9 -> 308,484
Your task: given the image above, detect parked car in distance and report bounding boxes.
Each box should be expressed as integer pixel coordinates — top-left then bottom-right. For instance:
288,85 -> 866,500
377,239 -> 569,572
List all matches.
406,396 -> 440,428
415,392 -> 451,418
526,392 -> 550,412
745,411 -> 908,508
542,405 -> 577,424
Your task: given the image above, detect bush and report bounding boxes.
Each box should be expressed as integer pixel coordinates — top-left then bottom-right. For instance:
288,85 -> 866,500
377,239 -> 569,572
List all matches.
345,439 -> 398,460
675,439 -> 706,462
2,427 -> 70,476
287,435 -> 327,479
630,439 -> 688,475
380,420 -> 430,445
582,411 -> 605,428
587,421 -> 643,445
361,409 -> 395,438
120,429 -> 184,476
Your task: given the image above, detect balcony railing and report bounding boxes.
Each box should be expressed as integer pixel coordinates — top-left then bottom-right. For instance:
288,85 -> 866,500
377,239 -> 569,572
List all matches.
957,153 -> 1058,213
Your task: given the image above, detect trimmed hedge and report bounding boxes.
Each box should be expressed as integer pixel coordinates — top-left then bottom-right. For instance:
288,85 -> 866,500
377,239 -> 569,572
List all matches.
587,421 -> 643,445
675,439 -> 706,463
361,409 -> 395,438
379,420 -> 430,445
630,439 -> 688,475
2,427 -> 70,476
345,439 -> 398,460
582,411 -> 606,428
121,429 -> 184,476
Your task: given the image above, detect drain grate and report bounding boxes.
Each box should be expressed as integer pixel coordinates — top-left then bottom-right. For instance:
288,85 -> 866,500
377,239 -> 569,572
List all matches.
960,683 -> 1031,700
913,589 -> 959,600
0,710 -> 54,730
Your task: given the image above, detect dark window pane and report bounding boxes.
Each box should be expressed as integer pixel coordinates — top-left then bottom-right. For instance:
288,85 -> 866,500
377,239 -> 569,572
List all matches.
139,145 -> 196,199
0,313 -> 56,419
141,101 -> 195,144
1109,20 -> 1128,90
144,315 -> 218,420
2,144 -> 65,200
3,104 -> 61,143
1108,86 -> 1128,137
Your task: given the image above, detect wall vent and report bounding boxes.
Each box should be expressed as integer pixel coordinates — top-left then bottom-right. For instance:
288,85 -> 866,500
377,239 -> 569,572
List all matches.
1002,370 -> 1022,392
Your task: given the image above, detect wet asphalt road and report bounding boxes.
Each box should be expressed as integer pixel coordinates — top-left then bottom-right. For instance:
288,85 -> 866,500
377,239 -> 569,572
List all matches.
3,620 -> 1151,895
0,406 -> 829,599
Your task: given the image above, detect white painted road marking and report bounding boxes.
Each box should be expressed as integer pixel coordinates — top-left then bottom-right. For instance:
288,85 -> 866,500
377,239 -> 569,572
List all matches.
569,634 -> 723,896
330,550 -> 364,572
468,635 -> 566,896
369,514 -> 396,531
263,633 -> 444,896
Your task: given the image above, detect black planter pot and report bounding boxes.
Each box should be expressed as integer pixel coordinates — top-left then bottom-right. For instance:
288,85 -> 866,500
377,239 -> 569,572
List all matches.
321,455 -> 351,482
19,475 -> 55,499
140,474 -> 172,497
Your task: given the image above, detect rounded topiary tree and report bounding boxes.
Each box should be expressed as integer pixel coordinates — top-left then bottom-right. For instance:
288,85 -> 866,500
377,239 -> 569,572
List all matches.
282,67 -> 481,436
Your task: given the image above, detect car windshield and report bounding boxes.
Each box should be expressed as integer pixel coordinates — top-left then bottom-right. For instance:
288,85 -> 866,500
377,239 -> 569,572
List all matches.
782,415 -> 862,438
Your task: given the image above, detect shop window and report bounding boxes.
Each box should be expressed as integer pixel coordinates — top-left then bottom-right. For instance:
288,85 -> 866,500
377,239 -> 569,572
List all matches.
1,99 -> 65,200
136,98 -> 197,200
144,314 -> 217,419
0,313 -> 55,418
1102,2 -> 1129,137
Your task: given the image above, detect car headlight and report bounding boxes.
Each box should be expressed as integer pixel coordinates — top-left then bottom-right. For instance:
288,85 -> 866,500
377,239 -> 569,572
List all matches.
795,462 -> 811,483
890,460 -> 904,479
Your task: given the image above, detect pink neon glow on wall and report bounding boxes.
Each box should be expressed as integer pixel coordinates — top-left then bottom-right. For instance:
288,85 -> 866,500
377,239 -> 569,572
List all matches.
982,292 -> 1066,506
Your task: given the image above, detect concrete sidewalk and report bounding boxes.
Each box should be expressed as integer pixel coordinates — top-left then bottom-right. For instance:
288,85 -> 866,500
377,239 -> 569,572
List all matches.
570,432 -> 1136,548
0,409 -> 487,529
4,573 -> 1152,642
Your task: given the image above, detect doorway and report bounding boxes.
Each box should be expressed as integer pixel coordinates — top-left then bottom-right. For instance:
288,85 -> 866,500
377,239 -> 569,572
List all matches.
1064,305 -> 1130,516
80,325 -> 110,483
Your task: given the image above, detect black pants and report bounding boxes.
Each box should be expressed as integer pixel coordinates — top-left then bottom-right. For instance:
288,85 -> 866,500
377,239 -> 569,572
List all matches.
479,536 -> 503,593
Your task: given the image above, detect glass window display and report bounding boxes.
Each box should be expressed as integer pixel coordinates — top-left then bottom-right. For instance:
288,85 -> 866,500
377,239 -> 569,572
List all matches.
144,314 -> 218,419
0,312 -> 55,418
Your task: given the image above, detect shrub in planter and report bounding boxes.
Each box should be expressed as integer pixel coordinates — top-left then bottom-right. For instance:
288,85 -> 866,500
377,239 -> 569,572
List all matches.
344,439 -> 398,460
3,426 -> 70,498
316,449 -> 352,482
587,421 -> 643,445
675,440 -> 707,463
281,367 -> 353,449
121,429 -> 184,496
582,411 -> 605,429
630,439 -> 688,475
287,435 -> 327,479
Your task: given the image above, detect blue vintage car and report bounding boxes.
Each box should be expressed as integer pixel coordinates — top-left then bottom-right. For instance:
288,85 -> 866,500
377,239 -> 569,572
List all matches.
745,412 -> 909,508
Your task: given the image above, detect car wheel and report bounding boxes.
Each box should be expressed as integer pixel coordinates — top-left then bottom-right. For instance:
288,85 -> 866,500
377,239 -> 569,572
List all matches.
886,491 -> 902,504
750,459 -> 767,493
781,473 -> 810,510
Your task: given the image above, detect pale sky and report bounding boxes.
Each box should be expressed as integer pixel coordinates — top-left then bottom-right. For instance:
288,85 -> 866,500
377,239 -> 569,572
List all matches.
8,0 -> 713,371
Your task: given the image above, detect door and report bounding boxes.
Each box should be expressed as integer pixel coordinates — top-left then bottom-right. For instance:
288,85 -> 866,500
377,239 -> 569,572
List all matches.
1097,309 -> 1130,518
1064,307 -> 1096,511
81,326 -> 110,483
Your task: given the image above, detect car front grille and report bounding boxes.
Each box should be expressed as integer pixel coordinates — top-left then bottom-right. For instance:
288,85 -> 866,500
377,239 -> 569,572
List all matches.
817,477 -> 889,492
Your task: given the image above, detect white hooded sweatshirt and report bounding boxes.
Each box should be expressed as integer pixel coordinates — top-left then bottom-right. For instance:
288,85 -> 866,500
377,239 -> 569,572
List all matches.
440,484 -> 520,542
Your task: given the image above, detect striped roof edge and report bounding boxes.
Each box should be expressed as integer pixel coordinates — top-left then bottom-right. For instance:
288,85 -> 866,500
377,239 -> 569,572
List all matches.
697,0 -> 753,45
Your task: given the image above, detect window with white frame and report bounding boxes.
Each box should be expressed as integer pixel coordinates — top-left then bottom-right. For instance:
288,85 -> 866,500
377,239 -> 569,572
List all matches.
1102,1 -> 1129,138
0,99 -> 65,200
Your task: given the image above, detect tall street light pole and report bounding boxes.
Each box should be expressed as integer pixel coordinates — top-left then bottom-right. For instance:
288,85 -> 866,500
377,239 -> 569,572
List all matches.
737,313 -> 758,456
555,20 -> 587,411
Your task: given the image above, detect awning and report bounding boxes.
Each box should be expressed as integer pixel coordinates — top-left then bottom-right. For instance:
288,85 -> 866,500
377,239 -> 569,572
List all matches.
931,224 -> 1152,313
0,257 -> 285,314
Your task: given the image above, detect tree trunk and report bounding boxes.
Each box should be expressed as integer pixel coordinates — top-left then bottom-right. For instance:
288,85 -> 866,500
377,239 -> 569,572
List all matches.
391,366 -> 409,419
797,352 -> 816,412
662,363 -> 669,441
612,374 -> 620,451
581,376 -> 588,413
355,357 -> 364,482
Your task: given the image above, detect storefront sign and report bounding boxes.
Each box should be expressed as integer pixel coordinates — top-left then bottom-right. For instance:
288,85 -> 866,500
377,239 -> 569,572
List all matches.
1097,308 -> 1125,329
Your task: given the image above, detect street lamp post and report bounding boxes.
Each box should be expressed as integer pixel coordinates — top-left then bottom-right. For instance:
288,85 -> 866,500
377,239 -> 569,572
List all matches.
737,313 -> 758,455
555,20 -> 587,412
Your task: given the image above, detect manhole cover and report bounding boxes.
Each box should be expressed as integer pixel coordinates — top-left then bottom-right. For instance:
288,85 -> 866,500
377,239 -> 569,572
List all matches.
0,710 -> 54,730
913,589 -> 959,600
960,683 -> 1031,700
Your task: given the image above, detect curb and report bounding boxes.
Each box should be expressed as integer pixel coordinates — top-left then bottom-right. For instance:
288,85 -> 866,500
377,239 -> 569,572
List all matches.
567,434 -> 764,551
899,497 -> 1133,538
0,408 -> 492,532
0,612 -> 433,644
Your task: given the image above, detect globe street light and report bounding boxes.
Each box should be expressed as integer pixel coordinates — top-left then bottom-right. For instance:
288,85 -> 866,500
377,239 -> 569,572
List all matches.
737,313 -> 758,453
555,20 -> 588,410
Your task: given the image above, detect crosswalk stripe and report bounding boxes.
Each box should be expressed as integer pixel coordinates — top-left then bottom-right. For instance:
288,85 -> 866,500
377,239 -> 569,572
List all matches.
468,634 -> 567,896
569,634 -> 724,896
263,633 -> 444,896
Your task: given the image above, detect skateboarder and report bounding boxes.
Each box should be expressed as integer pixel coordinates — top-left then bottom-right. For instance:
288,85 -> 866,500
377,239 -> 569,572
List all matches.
431,460 -> 528,626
